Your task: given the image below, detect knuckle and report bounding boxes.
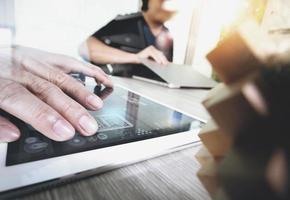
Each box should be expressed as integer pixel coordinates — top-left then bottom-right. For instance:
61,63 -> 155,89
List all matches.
49,70 -> 69,87
32,103 -> 55,122
148,50 -> 154,55
31,80 -> 59,101
61,101 -> 85,118
64,79 -> 85,96
0,81 -> 26,107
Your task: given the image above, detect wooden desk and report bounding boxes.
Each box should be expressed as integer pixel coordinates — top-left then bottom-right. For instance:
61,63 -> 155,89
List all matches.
20,77 -> 212,200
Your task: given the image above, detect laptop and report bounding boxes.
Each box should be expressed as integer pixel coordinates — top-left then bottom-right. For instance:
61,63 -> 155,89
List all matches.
132,58 -> 217,89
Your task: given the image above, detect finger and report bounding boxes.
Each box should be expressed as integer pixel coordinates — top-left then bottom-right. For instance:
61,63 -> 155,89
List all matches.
48,56 -> 113,88
21,58 -> 104,111
0,116 -> 20,142
0,79 -> 75,141
22,73 -> 99,136
148,46 -> 166,65
98,88 -> 114,100
15,49 -> 113,88
50,70 -> 104,111
151,48 -> 169,65
158,52 -> 169,65
148,50 -> 163,64
85,64 -> 114,88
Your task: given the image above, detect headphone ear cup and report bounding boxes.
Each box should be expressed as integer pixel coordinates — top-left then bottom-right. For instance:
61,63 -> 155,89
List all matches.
141,0 -> 149,11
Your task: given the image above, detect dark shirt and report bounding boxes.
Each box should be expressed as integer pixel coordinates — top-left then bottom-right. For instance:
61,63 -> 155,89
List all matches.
91,12 -> 173,77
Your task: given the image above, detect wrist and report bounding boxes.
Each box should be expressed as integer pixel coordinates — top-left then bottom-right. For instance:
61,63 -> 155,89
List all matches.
127,53 -> 140,64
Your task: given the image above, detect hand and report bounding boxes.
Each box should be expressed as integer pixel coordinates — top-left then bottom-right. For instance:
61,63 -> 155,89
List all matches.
136,45 -> 169,65
0,46 -> 113,142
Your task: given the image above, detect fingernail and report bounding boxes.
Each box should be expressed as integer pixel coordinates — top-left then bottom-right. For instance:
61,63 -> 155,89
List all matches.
9,132 -> 20,140
53,119 -> 75,140
0,127 -> 20,142
87,95 -> 103,109
79,115 -> 98,136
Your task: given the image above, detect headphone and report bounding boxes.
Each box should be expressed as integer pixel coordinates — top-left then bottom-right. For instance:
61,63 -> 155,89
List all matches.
141,0 -> 149,11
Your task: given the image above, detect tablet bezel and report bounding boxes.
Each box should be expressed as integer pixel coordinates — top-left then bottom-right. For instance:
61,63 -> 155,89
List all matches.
0,85 -> 204,195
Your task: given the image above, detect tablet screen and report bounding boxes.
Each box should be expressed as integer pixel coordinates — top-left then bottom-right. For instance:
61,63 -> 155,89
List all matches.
6,86 -> 203,166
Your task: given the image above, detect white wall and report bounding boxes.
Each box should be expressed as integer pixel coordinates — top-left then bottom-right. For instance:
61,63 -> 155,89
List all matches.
14,0 -> 139,57
190,0 -> 222,77
0,0 -> 14,47
13,0 -> 194,63
165,0 -> 196,64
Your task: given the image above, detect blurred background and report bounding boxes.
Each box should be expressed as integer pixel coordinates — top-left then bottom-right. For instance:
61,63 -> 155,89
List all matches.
0,0 -> 289,77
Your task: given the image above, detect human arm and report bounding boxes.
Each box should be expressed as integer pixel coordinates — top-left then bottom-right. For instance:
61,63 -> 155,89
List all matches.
80,36 -> 169,65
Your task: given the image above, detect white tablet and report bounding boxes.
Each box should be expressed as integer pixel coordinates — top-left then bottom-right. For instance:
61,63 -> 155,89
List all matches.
0,85 -> 204,198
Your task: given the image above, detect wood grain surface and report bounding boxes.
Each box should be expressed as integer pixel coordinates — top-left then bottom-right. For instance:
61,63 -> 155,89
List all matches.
19,146 -> 211,200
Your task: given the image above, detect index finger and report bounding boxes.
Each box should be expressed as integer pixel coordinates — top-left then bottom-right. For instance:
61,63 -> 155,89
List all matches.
50,56 -> 114,88
152,49 -> 169,65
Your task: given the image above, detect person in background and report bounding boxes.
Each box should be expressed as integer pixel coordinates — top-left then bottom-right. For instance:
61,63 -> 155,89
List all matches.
79,0 -> 176,76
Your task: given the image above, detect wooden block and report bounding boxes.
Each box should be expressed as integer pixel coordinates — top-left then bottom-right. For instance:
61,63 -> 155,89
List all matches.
206,22 -> 273,84
198,119 -> 233,157
196,145 -> 224,167
202,83 -> 227,104
197,159 -> 218,197
218,147 -> 277,200
214,189 -> 231,200
203,81 -> 244,107
266,149 -> 288,195
195,144 -> 226,198
203,83 -> 261,136
195,146 -> 215,166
